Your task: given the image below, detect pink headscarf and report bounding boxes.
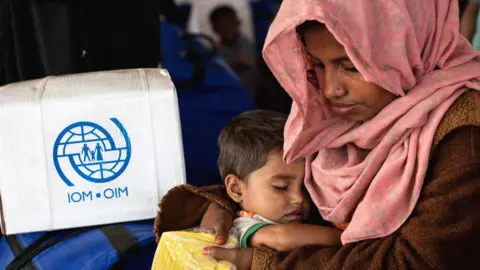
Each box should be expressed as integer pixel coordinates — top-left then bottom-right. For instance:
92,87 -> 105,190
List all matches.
263,0 -> 480,244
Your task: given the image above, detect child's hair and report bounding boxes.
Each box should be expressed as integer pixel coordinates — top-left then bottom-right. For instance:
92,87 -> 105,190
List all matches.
218,110 -> 287,180
296,20 -> 324,45
209,5 -> 237,26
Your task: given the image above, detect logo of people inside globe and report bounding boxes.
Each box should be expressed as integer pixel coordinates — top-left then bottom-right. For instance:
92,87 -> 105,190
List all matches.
53,118 -> 132,204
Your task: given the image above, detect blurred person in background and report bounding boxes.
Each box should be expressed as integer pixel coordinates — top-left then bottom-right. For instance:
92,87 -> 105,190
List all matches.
209,5 -> 257,95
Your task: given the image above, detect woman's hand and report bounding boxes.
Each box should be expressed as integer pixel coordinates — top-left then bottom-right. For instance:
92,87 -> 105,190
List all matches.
203,247 -> 253,270
200,202 -> 233,245
201,203 -> 250,268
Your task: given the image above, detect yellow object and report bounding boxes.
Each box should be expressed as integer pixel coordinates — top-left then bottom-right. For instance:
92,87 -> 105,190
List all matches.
152,229 -> 238,270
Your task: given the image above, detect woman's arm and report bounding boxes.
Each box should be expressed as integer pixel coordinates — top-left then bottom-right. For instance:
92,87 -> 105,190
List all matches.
250,126 -> 480,270
154,184 -> 328,244
460,1 -> 480,42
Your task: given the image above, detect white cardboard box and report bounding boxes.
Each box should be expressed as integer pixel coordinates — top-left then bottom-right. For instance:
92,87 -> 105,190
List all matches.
0,69 -> 186,235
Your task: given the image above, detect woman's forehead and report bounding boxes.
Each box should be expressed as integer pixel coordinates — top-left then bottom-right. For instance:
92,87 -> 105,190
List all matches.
303,27 -> 349,61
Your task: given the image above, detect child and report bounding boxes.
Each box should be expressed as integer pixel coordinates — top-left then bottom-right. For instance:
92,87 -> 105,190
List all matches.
209,5 -> 257,93
218,110 -> 341,251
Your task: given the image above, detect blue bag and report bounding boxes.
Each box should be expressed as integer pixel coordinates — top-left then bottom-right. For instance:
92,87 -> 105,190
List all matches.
0,221 -> 156,270
161,21 -> 256,187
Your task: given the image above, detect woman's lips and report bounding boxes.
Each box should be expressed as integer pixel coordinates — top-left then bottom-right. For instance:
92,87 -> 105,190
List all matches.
329,102 -> 359,115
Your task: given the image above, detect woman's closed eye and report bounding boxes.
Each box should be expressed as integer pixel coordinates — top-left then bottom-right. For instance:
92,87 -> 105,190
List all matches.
341,63 -> 358,72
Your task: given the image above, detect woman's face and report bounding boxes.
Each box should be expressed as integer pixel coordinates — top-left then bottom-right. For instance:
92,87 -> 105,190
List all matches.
303,25 -> 396,121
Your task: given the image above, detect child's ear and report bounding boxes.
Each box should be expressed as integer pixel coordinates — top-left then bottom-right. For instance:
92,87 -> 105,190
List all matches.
225,174 -> 245,203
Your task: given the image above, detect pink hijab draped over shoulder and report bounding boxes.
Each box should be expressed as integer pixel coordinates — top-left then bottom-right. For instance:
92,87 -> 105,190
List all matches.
263,0 -> 480,244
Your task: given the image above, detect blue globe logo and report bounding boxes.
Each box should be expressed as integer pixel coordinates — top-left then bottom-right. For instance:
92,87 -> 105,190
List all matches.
53,118 -> 131,187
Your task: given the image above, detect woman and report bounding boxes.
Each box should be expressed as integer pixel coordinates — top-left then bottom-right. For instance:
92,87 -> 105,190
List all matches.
155,0 -> 480,269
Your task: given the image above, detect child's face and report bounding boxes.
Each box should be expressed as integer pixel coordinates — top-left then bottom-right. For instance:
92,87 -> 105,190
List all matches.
239,151 -> 310,224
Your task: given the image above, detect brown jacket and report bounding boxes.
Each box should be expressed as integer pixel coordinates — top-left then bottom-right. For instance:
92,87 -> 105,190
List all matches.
155,91 -> 480,270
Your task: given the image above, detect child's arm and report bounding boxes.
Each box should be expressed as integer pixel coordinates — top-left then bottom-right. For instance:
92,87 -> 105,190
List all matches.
249,224 -> 342,252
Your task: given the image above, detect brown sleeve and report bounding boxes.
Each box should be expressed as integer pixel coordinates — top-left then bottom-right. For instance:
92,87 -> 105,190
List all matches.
252,126 -> 480,270
154,184 -> 236,242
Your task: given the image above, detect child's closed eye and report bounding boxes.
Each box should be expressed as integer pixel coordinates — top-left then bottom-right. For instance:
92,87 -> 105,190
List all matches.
273,185 -> 288,191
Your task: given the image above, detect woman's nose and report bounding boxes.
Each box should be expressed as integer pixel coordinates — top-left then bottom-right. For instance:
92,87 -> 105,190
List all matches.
322,70 -> 347,100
